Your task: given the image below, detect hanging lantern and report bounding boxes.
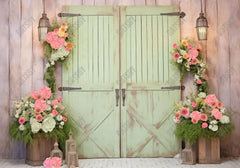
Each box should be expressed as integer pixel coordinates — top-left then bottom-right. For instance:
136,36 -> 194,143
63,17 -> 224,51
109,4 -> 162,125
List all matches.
38,0 -> 50,41
196,0 -> 208,40
50,141 -> 63,161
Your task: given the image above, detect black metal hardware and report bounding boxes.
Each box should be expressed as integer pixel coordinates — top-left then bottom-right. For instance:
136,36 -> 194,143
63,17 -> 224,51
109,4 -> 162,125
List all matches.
58,13 -> 81,17
160,12 -> 186,18
58,87 -> 82,91
122,89 -> 126,106
161,86 -> 185,90
115,89 -> 119,107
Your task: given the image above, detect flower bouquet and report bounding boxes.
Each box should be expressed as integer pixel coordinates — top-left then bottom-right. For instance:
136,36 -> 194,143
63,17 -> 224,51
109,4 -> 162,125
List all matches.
171,40 -> 209,93
173,92 -> 233,145
9,86 -> 71,146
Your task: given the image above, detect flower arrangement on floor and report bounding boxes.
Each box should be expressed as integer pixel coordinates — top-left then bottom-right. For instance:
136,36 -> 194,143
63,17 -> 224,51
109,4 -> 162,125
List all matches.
44,157 -> 62,168
171,40 -> 233,145
9,86 -> 71,146
43,21 -> 73,93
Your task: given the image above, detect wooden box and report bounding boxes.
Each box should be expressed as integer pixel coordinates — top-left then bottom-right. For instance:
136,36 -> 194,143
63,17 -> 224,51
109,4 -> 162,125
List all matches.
26,134 -> 55,166
198,137 -> 220,164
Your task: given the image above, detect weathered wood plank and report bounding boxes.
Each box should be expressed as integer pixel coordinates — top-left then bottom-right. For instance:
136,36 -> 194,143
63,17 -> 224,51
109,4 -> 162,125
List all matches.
146,0 -> 156,5
95,0 -> 106,5
0,0 -> 10,159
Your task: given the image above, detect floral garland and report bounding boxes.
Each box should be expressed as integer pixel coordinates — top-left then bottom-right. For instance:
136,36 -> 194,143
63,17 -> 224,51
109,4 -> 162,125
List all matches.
171,40 -> 233,144
43,21 -> 73,93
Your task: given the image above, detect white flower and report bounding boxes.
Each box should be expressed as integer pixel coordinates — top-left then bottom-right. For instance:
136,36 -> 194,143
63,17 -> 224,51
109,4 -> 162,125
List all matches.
200,63 -> 204,67
209,125 -> 212,129
180,49 -> 187,55
46,105 -> 51,111
60,121 -> 64,126
30,103 -> 35,108
19,124 -> 25,131
46,63 -> 50,68
51,61 -> 55,65
56,115 -> 63,121
15,113 -> 19,118
177,58 -> 183,63
59,125 -> 63,129
210,120 -> 218,125
210,125 -> 218,132
173,116 -> 178,123
30,119 -> 42,133
185,99 -> 191,106
42,116 -> 56,133
47,100 -> 51,105
220,108 -> 226,113
16,109 -> 21,114
220,115 -> 230,124
198,92 -> 206,98
194,75 -> 200,80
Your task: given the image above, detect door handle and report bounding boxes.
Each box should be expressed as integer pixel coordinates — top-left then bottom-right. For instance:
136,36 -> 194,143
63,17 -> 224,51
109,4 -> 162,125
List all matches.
115,89 -> 119,107
122,89 -> 126,106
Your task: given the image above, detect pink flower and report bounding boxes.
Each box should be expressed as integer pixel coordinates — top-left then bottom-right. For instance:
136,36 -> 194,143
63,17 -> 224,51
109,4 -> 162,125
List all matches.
46,32 -> 58,44
34,99 -> 47,112
18,117 -> 25,125
217,101 -> 223,108
43,157 -> 52,168
30,91 -> 42,99
212,109 -> 222,119
177,120 -> 181,124
65,47 -> 70,51
191,102 -> 196,108
191,118 -> 198,124
58,97 -> 63,102
197,79 -> 202,84
188,48 -> 198,58
174,52 -> 180,59
202,122 -> 208,128
187,44 -> 192,49
52,110 -> 58,116
54,29 -> 59,33
35,107 -> 43,114
36,114 -> 43,122
175,112 -> 181,119
173,43 -> 178,48
205,94 -> 218,107
62,117 -> 67,122
51,157 -> 62,168
39,86 -> 51,99
180,107 -> 190,118
190,111 -> 201,120
200,114 -> 208,121
50,38 -> 66,49
52,99 -> 58,106
191,58 -> 198,65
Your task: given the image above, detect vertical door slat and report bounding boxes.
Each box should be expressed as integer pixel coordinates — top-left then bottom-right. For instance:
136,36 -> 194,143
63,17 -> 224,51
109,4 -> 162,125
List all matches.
147,16 -> 153,82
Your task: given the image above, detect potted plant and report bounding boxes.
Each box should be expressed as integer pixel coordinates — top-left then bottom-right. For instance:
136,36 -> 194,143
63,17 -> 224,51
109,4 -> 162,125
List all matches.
173,92 -> 233,164
9,86 -> 71,166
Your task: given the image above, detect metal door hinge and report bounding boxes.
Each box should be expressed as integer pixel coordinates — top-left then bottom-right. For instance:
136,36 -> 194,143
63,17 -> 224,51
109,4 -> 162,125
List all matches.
161,86 -> 185,90
58,13 -> 81,17
58,87 -> 82,91
160,12 -> 186,18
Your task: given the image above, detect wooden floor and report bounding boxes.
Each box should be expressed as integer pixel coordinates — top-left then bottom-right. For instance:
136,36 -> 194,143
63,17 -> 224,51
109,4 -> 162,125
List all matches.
0,157 -> 240,168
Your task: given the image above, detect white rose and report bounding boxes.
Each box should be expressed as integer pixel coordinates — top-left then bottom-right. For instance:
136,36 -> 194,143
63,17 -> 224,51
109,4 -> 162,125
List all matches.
220,115 -> 230,124
15,113 -> 19,118
46,105 -> 51,111
210,120 -> 218,125
42,116 -> 56,133
51,61 -> 55,65
19,124 -> 25,131
177,58 -> 183,63
198,92 -> 206,98
211,125 -> 218,132
30,103 -> 35,108
31,120 -> 42,133
60,121 -> 64,126
200,63 -> 204,67
47,100 -> 51,105
194,75 -> 199,80
56,115 -> 63,121
185,99 -> 191,106
220,108 -> 226,113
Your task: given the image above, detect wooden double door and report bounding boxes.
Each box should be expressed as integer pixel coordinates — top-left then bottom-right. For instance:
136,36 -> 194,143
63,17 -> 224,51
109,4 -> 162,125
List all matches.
62,6 -> 180,158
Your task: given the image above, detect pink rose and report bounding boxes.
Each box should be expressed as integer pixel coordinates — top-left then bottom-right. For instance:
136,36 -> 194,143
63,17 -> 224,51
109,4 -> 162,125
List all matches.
197,79 -> 202,84
180,107 -> 189,118
50,38 -> 66,49
46,32 -> 58,44
54,29 -> 59,33
36,114 -> 43,122
191,102 -> 196,108
51,157 -> 62,168
188,48 -> 198,58
173,43 -> 178,48
30,91 -> 40,99
177,120 -> 181,124
191,58 -> 198,65
217,101 -> 223,108
191,118 -> 198,124
65,47 -> 70,51
52,110 -> 58,116
200,114 -> 208,121
39,86 -> 51,99
18,117 -> 25,125
187,44 -> 192,49
205,94 -> 218,106
43,157 -> 52,168
62,117 -> 67,122
190,111 -> 201,120
175,112 -> 181,119
58,97 -> 63,102
34,99 -> 47,112
202,122 -> 208,128
214,112 -> 223,119
52,100 -> 58,106
174,52 -> 180,59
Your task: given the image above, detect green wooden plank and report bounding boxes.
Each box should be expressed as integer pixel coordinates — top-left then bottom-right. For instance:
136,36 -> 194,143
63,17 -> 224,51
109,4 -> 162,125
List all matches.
136,16 -> 142,82
147,16 -> 153,82
93,16 -> 99,83
126,16 -> 131,83
88,16 -> 93,83
158,16 -> 164,83
109,16 -> 114,85
99,16 -> 104,83
130,16 -> 136,83
104,16 -> 109,83
163,16 -> 169,83
152,16 -> 158,82
141,16 -> 147,82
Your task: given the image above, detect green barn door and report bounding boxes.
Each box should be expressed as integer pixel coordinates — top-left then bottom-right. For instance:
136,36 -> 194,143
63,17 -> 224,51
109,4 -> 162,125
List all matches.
62,6 -> 120,158
120,6 -> 181,157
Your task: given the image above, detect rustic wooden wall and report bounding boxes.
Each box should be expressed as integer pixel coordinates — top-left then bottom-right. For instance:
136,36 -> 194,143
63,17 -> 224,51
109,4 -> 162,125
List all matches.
0,0 -> 239,159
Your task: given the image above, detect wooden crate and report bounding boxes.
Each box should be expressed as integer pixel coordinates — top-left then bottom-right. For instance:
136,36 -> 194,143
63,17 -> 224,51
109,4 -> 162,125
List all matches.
26,134 -> 55,166
198,137 -> 220,164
